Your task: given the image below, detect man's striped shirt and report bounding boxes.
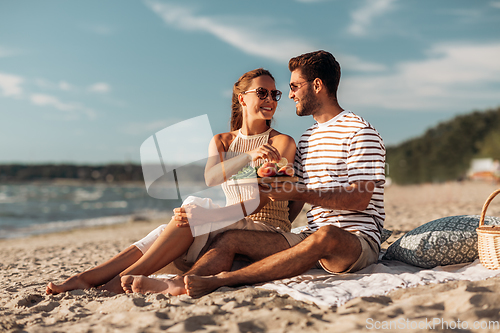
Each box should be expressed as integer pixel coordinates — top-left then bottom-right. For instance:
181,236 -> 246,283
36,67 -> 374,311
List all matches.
295,110 -> 386,246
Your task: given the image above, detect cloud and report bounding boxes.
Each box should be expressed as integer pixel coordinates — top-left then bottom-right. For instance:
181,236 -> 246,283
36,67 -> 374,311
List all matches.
88,82 -> 111,93
490,1 -> 500,9
145,1 -> 386,72
30,93 -> 97,119
34,78 -> 75,92
36,79 -> 108,93
0,47 -> 19,58
340,42 -> 500,112
30,94 -> 77,111
337,54 -> 387,72
348,0 -> 397,37
0,72 -> 24,97
59,81 -> 73,91
144,1 -> 314,63
1,73 -> 101,119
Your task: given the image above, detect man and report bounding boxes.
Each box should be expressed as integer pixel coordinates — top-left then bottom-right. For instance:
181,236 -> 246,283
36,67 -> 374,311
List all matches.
121,50 -> 385,297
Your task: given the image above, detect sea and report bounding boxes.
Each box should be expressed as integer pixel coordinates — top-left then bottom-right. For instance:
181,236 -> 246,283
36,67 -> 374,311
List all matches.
0,182 -> 222,239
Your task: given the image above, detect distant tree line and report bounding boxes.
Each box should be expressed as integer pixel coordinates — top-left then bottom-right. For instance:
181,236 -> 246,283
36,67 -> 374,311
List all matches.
0,163 -> 206,183
386,106 -> 500,184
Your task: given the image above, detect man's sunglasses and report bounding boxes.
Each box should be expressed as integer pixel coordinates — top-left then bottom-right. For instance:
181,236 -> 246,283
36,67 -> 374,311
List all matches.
243,87 -> 282,101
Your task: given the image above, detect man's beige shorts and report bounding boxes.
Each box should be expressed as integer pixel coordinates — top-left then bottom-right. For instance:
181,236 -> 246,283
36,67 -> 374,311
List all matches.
280,229 -> 380,274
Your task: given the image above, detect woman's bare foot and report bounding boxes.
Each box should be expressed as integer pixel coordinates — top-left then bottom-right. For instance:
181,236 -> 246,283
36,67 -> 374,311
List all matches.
98,275 -> 126,294
120,275 -> 186,296
46,275 -> 91,295
183,274 -> 225,298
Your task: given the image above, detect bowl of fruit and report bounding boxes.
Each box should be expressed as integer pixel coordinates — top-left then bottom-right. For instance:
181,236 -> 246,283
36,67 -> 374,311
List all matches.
227,158 -> 298,185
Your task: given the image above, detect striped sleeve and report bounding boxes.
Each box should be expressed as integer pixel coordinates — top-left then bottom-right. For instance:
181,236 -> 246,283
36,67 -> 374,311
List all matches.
347,127 -> 386,184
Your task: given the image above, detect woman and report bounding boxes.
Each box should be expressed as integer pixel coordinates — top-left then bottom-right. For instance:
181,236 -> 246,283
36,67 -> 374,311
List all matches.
46,68 -> 296,296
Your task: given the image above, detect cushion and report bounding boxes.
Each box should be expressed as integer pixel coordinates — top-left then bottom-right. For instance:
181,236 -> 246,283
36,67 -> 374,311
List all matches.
380,228 -> 393,244
382,215 -> 500,268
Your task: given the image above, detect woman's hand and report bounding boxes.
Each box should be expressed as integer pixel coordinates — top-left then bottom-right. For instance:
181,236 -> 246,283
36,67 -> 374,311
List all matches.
247,143 -> 281,162
173,206 -> 190,228
174,204 -> 214,227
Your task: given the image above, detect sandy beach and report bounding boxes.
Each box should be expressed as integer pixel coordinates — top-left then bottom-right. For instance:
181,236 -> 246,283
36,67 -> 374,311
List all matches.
1,181 -> 500,332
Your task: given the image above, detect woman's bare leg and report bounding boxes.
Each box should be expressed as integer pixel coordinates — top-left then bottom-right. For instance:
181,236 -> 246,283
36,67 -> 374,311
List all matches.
46,245 -> 143,294
115,219 -> 193,276
102,220 -> 193,294
47,218 -> 194,294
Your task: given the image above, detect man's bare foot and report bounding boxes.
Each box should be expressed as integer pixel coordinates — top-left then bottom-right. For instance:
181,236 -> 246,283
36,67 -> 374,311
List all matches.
184,274 -> 225,298
120,275 -> 186,296
46,275 -> 91,295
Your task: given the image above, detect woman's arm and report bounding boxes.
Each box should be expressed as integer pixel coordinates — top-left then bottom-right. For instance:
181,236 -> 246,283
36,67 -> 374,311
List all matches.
268,132 -> 296,169
174,184 -> 269,227
204,134 -> 282,187
176,133 -> 297,227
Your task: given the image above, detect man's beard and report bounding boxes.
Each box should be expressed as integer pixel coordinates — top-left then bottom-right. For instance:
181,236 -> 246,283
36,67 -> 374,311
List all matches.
296,86 -> 321,117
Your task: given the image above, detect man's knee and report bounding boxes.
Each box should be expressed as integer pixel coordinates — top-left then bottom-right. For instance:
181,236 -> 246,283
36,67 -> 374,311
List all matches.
309,225 -> 349,252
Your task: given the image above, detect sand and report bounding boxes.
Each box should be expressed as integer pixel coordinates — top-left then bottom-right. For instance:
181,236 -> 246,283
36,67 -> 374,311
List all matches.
1,181 -> 500,332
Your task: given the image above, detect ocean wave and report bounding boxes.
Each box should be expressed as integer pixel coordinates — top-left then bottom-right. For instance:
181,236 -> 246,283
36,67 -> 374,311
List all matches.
0,193 -> 27,203
80,201 -> 128,210
72,188 -> 104,202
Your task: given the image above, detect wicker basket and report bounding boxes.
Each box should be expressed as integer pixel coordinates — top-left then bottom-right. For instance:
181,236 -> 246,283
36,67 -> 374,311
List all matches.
477,188 -> 500,270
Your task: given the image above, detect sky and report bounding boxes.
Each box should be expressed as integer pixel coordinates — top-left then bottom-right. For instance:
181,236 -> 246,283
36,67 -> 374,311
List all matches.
1,0 -> 500,165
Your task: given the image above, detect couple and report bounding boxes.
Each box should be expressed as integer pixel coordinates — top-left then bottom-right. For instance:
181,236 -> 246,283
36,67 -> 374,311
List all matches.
47,50 -> 386,298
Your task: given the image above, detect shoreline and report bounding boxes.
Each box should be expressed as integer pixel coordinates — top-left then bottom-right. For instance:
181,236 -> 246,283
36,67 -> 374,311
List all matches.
0,210 -> 175,241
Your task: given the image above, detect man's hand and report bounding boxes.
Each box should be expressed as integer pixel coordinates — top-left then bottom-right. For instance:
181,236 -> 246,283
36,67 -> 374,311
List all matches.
259,182 -> 306,202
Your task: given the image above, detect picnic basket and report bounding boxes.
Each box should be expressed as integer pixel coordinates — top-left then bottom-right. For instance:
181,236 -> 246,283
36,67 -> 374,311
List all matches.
477,188 -> 500,270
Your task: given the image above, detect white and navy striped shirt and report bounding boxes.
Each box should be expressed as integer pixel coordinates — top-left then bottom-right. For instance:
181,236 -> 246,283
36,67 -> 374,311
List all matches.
295,110 -> 386,246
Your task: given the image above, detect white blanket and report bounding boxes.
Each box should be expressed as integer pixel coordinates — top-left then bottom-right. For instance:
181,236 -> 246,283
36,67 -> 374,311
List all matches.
256,259 -> 500,307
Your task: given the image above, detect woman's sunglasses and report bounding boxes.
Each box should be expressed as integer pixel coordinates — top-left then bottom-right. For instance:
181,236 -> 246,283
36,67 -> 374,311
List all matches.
243,87 -> 282,101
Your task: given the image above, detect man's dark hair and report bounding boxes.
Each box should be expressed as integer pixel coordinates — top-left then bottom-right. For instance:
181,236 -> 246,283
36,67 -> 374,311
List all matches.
288,50 -> 341,98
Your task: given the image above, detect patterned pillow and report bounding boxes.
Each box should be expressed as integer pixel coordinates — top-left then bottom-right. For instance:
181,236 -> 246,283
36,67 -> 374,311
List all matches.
380,228 -> 393,244
383,215 -> 500,268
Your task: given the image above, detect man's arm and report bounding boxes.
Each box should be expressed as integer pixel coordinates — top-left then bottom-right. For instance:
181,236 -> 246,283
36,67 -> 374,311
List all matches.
264,180 -> 375,212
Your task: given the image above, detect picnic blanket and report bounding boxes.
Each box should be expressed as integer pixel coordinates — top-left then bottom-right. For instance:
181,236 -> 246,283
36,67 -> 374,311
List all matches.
256,259 -> 500,307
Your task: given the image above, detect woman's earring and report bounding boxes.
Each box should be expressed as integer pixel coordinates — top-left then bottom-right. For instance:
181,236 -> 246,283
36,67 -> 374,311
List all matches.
238,94 -> 246,106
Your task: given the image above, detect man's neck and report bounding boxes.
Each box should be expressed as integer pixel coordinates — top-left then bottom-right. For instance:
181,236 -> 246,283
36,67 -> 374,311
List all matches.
313,102 -> 345,124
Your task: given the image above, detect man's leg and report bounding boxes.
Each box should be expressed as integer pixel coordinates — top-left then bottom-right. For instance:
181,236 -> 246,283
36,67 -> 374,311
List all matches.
184,225 -> 362,297
188,229 -> 291,276
121,230 -> 290,295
